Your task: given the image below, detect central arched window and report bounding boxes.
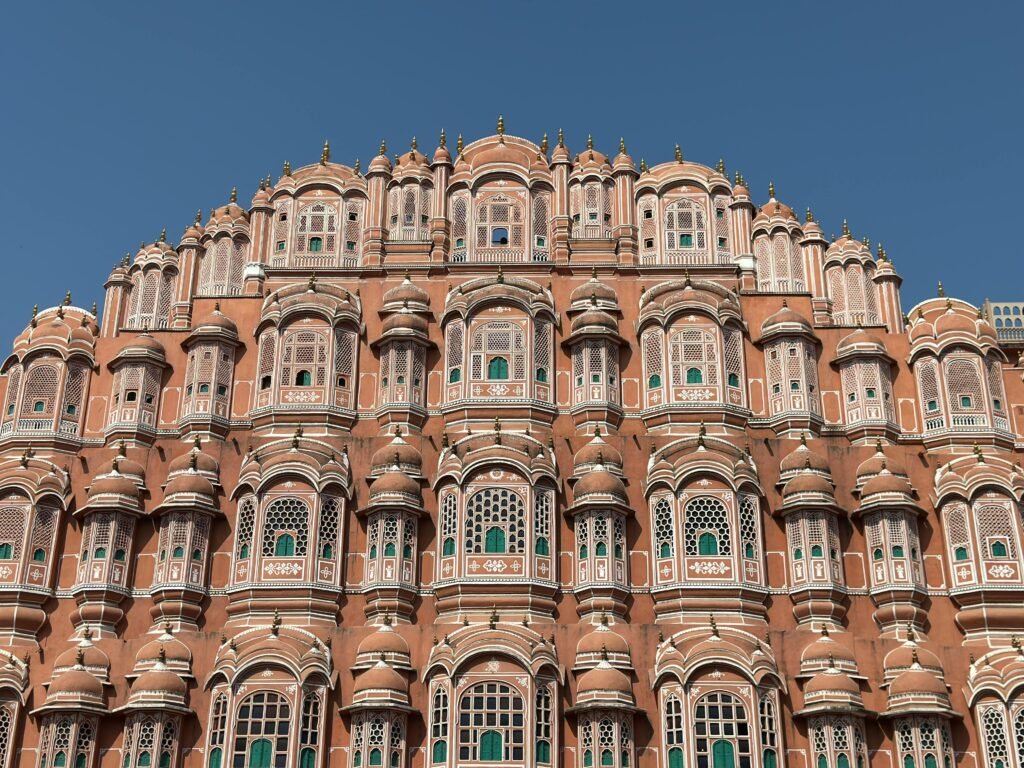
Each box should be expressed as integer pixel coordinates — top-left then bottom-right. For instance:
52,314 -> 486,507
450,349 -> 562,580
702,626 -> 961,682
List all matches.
471,322 -> 526,383
664,198 -> 707,255
465,488 -> 525,554
458,682 -> 524,763
475,194 -> 524,256
431,687 -> 450,764
684,497 -> 731,556
669,328 -> 719,390
232,691 -> 290,768
280,330 -> 328,392
262,498 -> 309,557
694,691 -> 751,768
294,202 -> 338,258
488,357 -> 509,380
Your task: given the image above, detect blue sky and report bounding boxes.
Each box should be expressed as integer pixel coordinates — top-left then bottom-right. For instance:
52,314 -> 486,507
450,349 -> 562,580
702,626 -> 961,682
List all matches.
0,1 -> 1020,342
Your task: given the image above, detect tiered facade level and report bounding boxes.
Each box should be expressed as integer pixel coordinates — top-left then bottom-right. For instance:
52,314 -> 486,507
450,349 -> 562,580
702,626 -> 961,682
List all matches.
0,124 -> 1021,768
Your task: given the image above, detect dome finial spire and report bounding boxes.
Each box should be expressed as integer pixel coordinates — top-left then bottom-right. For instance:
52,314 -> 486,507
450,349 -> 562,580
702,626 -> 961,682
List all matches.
842,218 -> 850,237
496,114 -> 505,142
354,158 -> 361,175
619,137 -> 627,155
674,144 -> 682,163
768,180 -> 775,199
195,209 -> 202,225
321,139 -> 330,165
557,127 -> 564,147
158,228 -> 166,243
806,207 -> 814,223
438,128 -> 446,148
282,160 -> 291,176
586,133 -> 593,151
410,136 -> 417,153
230,187 -> 237,204
378,139 -> 387,157
937,280 -> 945,297
64,290 -> 72,306
716,157 -> 725,174
456,133 -> 464,155
540,133 -> 548,155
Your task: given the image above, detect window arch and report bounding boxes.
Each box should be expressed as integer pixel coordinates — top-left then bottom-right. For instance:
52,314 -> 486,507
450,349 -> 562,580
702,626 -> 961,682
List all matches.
231,692 -> 290,768
693,691 -> 750,768
20,363 -> 59,418
684,497 -> 731,556
198,237 -> 246,296
470,322 -> 526,383
653,497 -> 674,559
295,202 -> 338,259
458,682 -> 524,763
664,198 -> 708,260
465,489 -> 525,554
668,328 -> 719,392
430,687 -> 449,764
945,357 -> 985,417
262,498 -> 309,557
474,194 -> 525,259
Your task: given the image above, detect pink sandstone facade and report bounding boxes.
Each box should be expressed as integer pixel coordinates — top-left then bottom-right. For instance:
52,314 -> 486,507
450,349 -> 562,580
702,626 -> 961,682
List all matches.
0,122 -> 1021,768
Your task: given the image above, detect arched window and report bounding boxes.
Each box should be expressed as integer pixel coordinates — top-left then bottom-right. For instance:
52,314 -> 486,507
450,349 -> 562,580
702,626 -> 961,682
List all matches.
684,497 -> 731,556
198,237 -> 246,296
471,323 -> 526,383
488,357 -> 509,380
466,488 -> 525,554
295,370 -> 312,386
693,692 -> 750,768
654,498 -> 674,559
668,328 -> 719,392
431,687 -> 449,764
664,198 -> 708,258
458,682 -> 524,763
262,498 -> 309,557
294,202 -> 338,259
664,693 -> 685,765
475,194 -> 524,258
231,692 -> 290,768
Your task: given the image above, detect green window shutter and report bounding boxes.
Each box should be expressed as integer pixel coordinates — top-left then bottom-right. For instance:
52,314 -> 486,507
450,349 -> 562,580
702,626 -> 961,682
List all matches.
537,740 -> 551,763
299,748 -> 316,768
649,374 -> 661,388
668,747 -> 684,768
686,367 -> 703,384
903,756 -> 915,768
208,748 -> 222,768
817,756 -> 828,768
837,755 -> 850,768
924,756 -> 937,768
275,534 -> 295,557
249,739 -> 272,768
369,748 -> 383,766
431,741 -> 447,763
595,542 -> 608,556
698,532 -> 719,556
487,357 -> 509,380
535,537 -> 550,556
384,543 -> 396,557
442,538 -> 455,556
159,753 -> 171,768
138,753 -> 152,768
601,749 -> 614,765
660,542 -> 671,558
584,750 -> 594,768
484,527 -> 506,554
75,756 -> 87,768
480,731 -> 502,761
763,750 -> 777,768
712,740 -> 735,768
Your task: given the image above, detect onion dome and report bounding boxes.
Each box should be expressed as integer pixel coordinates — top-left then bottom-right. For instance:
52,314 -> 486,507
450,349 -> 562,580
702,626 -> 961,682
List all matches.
382,273 -> 430,309
370,430 -> 423,477
573,428 -> 623,475
801,659 -> 864,713
110,332 -> 167,368
834,328 -> 891,364
110,441 -> 146,482
550,130 -> 571,164
207,199 -> 249,231
860,466 -> 915,504
187,305 -> 239,343
570,306 -> 618,335
760,301 -> 813,341
782,472 -> 837,506
167,436 -> 219,477
136,236 -> 177,264
886,652 -> 952,715
163,470 -> 215,499
855,441 -> 908,487
354,617 -> 412,670
368,466 -> 421,507
576,617 -> 631,670
54,630 -> 110,679
570,273 -> 618,307
778,434 -> 830,480
351,657 -> 410,707
381,310 -> 428,336
43,652 -> 106,711
135,625 -> 193,677
800,627 -> 858,677
368,141 -> 393,174
611,138 -> 635,172
882,628 -> 943,681
86,461 -> 141,510
571,137 -> 612,177
575,658 -> 634,708
752,193 -> 800,230
127,648 -> 188,710
573,467 -> 628,506
432,131 -> 452,165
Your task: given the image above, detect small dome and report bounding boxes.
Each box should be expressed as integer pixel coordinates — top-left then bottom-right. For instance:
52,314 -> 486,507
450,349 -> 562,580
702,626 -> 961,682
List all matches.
934,307 -> 979,337
577,625 -> 629,659
570,276 -> 618,306
574,468 -> 627,503
577,662 -> 632,696
885,641 -> 942,678
783,473 -> 835,498
164,472 -> 215,497
800,631 -> 857,670
574,431 -> 623,471
805,666 -> 861,696
369,470 -> 420,500
856,444 -> 908,483
89,470 -> 140,500
132,666 -> 186,698
761,303 -> 812,336
780,438 -> 830,475
167,440 -> 219,476
55,639 -> 109,674
861,468 -> 914,499
48,665 -> 104,701
191,307 -> 238,338
354,660 -> 408,695
383,275 -> 430,307
356,625 -> 411,660
382,312 -> 428,335
836,328 -> 888,357
571,308 -> 618,334
371,434 -> 422,475
138,631 -> 192,671
890,665 -> 948,698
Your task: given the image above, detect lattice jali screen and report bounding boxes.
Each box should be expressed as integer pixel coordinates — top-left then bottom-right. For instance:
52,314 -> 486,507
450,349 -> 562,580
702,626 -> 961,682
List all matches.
261,497 -> 310,556
683,496 -> 731,556
465,487 -> 525,553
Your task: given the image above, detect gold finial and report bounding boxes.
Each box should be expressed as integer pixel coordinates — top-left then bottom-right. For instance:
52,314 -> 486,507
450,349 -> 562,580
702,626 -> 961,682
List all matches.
410,136 -> 417,152
496,114 -> 505,142
619,137 -> 627,155
734,170 -> 742,186
863,236 -> 870,251
393,152 -> 398,166
230,187 -> 237,204
283,160 -> 291,176
674,144 -> 682,163
439,128 -> 446,148
937,280 -> 945,297
321,139 -> 330,165
806,207 -> 814,223
195,209 -> 202,225
716,158 -> 725,174
540,133 -> 548,155
842,218 -> 850,237
75,648 -> 85,667
586,134 -> 594,151
91,302 -> 97,315
64,290 -> 72,306
906,623 -> 916,643
768,180 -> 775,199
911,648 -> 920,666
820,623 -> 829,637
456,133 -> 464,155
353,158 -> 361,175
557,127 -> 564,147
379,139 -> 387,157
158,228 -> 166,243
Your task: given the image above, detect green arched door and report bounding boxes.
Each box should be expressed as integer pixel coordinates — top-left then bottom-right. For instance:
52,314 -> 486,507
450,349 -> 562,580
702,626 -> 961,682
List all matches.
711,740 -> 735,768
248,739 -> 272,768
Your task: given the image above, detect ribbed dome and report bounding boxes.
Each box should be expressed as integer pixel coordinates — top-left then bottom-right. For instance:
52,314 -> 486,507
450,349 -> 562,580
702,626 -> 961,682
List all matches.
801,632 -> 857,669
356,625 -> 411,659
934,308 -> 978,336
577,626 -> 629,658
574,468 -> 627,502
570,276 -> 618,306
89,470 -> 139,499
577,662 -> 632,695
382,312 -> 428,335
780,439 -> 830,474
856,444 -> 908,482
191,307 -> 238,337
49,665 -> 104,700
371,435 -> 422,474
571,308 -> 618,333
574,431 -> 623,471
369,470 -> 420,499
132,666 -> 187,697
761,304 -> 812,335
164,472 -> 214,497
805,666 -> 860,696
861,468 -> 914,499
890,664 -> 948,697
783,473 -> 835,498
354,660 -> 408,695
383,275 -> 430,307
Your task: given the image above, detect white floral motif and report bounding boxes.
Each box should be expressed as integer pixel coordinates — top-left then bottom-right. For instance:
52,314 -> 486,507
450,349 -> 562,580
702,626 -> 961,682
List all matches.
264,561 -> 303,576
688,561 -> 730,575
482,560 -> 507,573
989,563 -> 1015,578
